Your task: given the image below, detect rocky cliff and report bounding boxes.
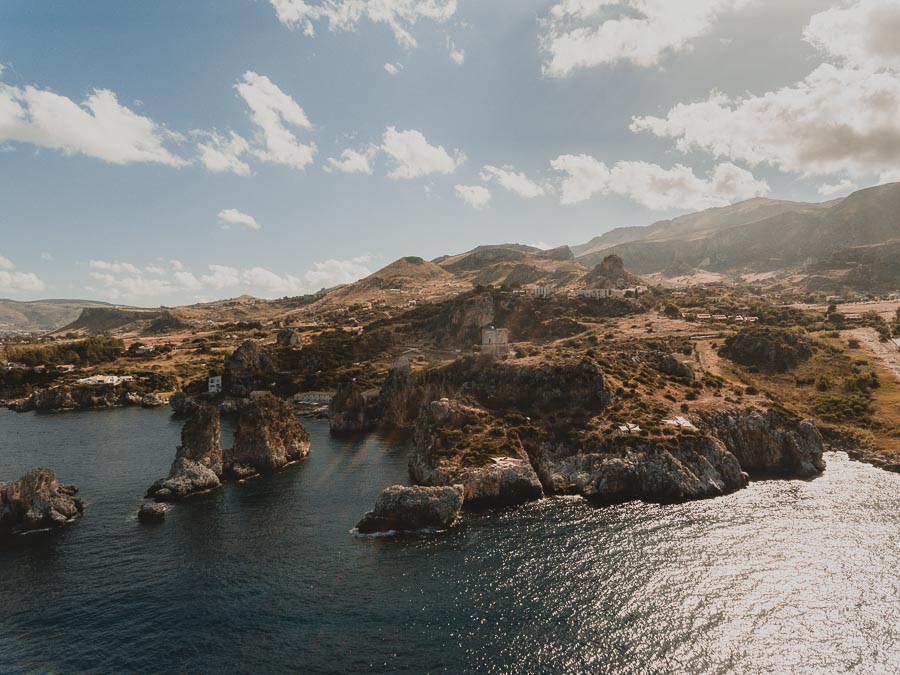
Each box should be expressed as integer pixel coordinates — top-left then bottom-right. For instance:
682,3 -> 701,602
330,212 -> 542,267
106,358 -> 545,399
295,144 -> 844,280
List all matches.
223,340 -> 276,397
147,405 -> 224,501
0,468 -> 84,533
356,484 -> 465,534
695,408 -> 826,476
12,385 -> 145,412
225,393 -> 310,479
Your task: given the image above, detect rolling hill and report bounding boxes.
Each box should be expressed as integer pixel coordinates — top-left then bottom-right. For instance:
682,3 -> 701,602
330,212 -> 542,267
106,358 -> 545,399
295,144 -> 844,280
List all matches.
0,299 -> 119,334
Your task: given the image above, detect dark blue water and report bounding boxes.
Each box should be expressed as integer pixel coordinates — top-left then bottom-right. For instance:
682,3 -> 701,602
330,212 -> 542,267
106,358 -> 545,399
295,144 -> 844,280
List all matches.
1,408 -> 898,673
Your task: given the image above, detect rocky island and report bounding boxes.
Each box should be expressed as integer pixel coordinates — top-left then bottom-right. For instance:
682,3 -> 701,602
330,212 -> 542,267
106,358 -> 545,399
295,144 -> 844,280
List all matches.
0,468 -> 85,533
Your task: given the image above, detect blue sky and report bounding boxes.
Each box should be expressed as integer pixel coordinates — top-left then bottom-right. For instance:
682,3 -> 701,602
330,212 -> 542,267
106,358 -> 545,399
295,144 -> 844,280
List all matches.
1,0 -> 898,305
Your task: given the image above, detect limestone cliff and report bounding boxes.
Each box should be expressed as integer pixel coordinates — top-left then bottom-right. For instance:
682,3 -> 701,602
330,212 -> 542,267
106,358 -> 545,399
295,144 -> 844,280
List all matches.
0,468 -> 84,532
147,405 -> 223,501
223,340 -> 276,397
225,393 -> 310,479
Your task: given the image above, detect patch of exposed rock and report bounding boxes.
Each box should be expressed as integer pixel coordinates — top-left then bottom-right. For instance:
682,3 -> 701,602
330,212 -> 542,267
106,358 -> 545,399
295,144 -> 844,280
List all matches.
0,468 -> 84,533
138,502 -> 167,523
719,326 -> 813,373
12,386 -> 145,412
224,393 -> 310,479
695,408 -> 825,477
410,399 -> 543,505
223,340 -> 276,397
356,484 -> 464,534
147,405 -> 223,501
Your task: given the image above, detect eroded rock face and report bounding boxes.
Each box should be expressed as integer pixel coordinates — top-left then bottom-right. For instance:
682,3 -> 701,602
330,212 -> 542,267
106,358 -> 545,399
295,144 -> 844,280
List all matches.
225,393 -> 310,478
720,326 -> 813,373
138,502 -> 167,523
356,484 -> 464,534
537,436 -> 748,504
13,386 -> 140,412
223,340 -> 276,397
696,408 -> 826,477
329,381 -> 382,433
169,390 -> 198,416
410,399 -> 544,506
0,468 -> 84,532
147,405 -> 223,501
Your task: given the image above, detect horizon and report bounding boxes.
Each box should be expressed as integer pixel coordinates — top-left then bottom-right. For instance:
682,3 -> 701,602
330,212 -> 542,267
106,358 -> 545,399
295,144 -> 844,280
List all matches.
2,0 -> 899,305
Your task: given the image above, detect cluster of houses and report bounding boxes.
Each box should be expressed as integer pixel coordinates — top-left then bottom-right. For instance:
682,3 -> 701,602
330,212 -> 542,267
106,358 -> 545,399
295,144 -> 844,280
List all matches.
2,362 -> 76,375
690,314 -> 759,323
76,374 -> 134,386
533,286 -> 648,299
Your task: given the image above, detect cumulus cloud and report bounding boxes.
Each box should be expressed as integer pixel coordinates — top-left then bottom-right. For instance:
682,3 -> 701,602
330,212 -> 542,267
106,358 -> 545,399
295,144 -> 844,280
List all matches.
381,126 -> 464,179
540,0 -> 752,77
0,254 -> 47,293
550,154 -> 769,210
194,130 -> 251,176
234,71 -> 316,170
323,147 -> 377,174
480,165 -> 545,198
804,0 -> 900,72
631,64 -> 900,179
447,38 -> 465,64
384,62 -> 403,75
269,0 -> 458,48
454,184 -> 492,210
818,179 -> 859,197
84,256 -> 372,301
0,78 -> 185,166
218,208 -> 261,230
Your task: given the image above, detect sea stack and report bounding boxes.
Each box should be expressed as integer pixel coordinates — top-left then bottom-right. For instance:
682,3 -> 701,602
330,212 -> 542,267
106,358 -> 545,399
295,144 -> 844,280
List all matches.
356,484 -> 465,534
224,392 -> 311,479
147,404 -> 223,501
0,468 -> 84,533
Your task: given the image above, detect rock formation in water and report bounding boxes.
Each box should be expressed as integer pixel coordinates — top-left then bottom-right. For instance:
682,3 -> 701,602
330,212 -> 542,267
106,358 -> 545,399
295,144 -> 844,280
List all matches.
410,399 -> 544,505
329,380 -> 382,433
696,408 -> 826,476
138,502 -> 167,523
147,405 -> 223,501
0,468 -> 84,532
223,340 -> 276,397
356,484 -> 465,534
224,393 -> 310,479
11,386 -> 146,412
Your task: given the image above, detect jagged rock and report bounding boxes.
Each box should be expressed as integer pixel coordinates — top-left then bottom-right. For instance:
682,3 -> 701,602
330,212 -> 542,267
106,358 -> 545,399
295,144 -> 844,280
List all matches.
411,399 -> 544,505
720,326 -> 813,373
124,392 -> 143,405
169,390 -> 198,416
276,329 -> 300,347
329,380 -> 382,432
147,405 -> 223,501
647,351 -> 694,380
0,468 -> 84,532
696,408 -> 825,476
141,393 -> 163,407
137,502 -> 167,523
224,393 -> 310,478
223,340 -> 275,397
538,437 -> 748,504
356,484 -> 465,534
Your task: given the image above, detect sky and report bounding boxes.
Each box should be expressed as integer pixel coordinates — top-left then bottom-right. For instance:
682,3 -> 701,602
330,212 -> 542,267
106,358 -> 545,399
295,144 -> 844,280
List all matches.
1,0 -> 898,305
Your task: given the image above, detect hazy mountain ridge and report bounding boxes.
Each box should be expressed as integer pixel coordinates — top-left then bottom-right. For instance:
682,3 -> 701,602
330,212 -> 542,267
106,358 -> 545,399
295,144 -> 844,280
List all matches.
0,299 -> 118,334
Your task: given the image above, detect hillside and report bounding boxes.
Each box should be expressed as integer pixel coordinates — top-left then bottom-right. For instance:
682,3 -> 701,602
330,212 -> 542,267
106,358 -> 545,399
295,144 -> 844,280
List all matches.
574,184 -> 900,276
0,299 -> 118,334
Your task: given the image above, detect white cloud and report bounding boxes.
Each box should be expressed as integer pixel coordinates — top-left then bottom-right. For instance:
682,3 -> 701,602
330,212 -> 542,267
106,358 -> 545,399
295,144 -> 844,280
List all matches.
384,63 -> 403,75
323,146 -> 377,174
302,255 -> 372,289
381,126 -> 464,179
269,0 -> 458,48
804,0 -> 900,72
447,38 -> 465,64
89,259 -> 142,275
540,0 -> 752,77
818,179 -> 858,197
0,254 -> 47,293
550,154 -> 769,210
454,184 -> 492,210
631,64 -> 900,179
234,71 -> 316,170
218,208 -> 262,230
170,259 -> 184,271
0,79 -> 186,166
40,252 -> 53,261
480,165 -> 545,198
145,265 -> 166,275
194,130 -> 251,176
0,254 -> 13,270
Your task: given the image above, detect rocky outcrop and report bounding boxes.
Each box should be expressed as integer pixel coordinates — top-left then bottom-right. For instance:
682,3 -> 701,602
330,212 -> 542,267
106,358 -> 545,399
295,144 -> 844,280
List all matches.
720,326 -> 813,373
647,351 -> 694,381
11,386 -> 147,412
147,405 -> 223,501
138,502 -> 167,522
169,390 -> 198,416
329,380 -> 382,432
410,399 -> 544,505
223,340 -> 275,397
695,408 -> 825,476
0,468 -> 84,532
356,484 -> 465,534
141,393 -> 164,407
536,436 -> 748,504
225,393 -> 310,479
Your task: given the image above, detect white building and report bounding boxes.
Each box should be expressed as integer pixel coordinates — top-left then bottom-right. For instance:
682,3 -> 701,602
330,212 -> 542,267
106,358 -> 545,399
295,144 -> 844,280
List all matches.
208,376 -> 223,394
533,286 -> 552,298
76,375 -> 134,386
293,391 -> 335,405
482,327 -> 510,357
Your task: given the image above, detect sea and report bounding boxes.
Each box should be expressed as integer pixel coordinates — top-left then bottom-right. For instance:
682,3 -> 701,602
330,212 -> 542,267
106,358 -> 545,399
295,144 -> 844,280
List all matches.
0,407 -> 898,674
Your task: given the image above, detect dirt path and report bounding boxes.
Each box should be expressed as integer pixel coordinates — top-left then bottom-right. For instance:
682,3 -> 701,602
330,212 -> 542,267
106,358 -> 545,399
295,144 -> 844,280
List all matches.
693,340 -> 724,378
849,328 -> 900,382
